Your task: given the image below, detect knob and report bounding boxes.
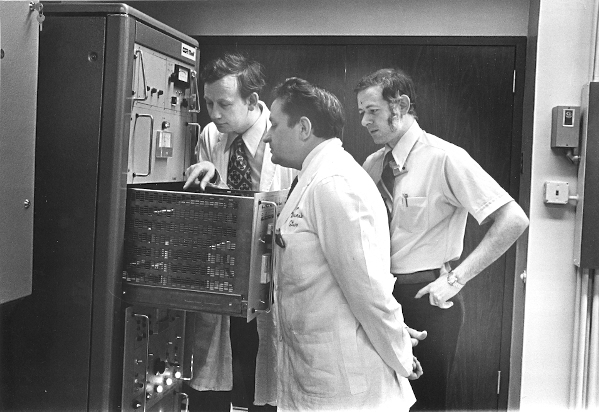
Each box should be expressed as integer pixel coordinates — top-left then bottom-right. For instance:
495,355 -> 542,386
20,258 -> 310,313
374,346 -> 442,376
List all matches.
131,400 -> 142,409
157,90 -> 164,96
162,121 -> 170,130
151,87 -> 157,94
165,377 -> 173,386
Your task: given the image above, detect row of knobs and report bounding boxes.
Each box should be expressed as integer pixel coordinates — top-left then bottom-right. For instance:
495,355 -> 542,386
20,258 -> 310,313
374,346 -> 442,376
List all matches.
144,86 -> 189,107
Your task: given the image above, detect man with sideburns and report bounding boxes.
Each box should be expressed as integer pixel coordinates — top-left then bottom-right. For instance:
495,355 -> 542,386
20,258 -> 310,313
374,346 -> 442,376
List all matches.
355,68 -> 529,410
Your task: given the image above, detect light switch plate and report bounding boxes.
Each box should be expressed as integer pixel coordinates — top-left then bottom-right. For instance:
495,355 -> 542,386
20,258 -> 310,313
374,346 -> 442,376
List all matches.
543,181 -> 569,204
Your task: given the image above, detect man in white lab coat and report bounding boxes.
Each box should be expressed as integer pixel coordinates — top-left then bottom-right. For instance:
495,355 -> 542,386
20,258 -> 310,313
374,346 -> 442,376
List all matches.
183,53 -> 294,411
264,77 -> 417,411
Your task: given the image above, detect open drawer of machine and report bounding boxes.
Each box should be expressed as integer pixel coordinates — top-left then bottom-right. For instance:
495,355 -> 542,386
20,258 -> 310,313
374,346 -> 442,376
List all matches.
122,185 -> 287,320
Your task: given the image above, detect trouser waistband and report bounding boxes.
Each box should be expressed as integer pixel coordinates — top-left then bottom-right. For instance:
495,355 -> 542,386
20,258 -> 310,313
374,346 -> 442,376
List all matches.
393,269 -> 440,284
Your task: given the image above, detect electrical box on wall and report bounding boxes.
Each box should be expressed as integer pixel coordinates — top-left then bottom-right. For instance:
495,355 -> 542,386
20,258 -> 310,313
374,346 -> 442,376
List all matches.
551,106 -> 580,148
543,181 -> 570,204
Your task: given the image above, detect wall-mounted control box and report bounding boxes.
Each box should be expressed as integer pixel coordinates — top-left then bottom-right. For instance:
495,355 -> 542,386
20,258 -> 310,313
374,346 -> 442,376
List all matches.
551,106 -> 580,148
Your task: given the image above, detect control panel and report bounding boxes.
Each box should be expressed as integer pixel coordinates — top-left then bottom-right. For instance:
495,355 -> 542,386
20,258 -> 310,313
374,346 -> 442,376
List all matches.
128,44 -> 199,184
121,306 -> 188,412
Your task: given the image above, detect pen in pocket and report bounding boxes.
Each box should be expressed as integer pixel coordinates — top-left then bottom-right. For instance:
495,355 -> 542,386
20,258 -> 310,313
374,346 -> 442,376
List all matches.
403,193 -> 409,207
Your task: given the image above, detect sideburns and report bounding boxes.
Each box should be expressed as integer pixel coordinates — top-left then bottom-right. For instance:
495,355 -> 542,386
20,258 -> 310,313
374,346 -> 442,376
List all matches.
387,102 -> 400,132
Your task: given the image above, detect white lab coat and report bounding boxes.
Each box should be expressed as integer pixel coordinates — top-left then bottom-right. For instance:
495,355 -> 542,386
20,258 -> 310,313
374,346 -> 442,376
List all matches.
274,138 -> 416,411
188,102 -> 294,405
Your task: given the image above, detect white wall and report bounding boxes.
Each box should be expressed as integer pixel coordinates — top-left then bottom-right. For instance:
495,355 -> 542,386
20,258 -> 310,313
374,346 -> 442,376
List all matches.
131,0 -> 529,36
520,0 -> 595,409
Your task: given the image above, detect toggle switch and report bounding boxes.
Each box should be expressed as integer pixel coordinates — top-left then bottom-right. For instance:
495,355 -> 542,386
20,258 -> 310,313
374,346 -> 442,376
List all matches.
543,181 -> 569,204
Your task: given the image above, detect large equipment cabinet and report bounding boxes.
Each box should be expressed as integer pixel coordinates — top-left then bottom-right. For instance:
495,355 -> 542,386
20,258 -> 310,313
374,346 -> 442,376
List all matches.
0,4 -> 199,411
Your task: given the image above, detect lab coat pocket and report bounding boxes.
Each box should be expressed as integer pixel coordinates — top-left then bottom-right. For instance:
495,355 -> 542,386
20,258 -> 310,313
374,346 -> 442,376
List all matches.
396,196 -> 428,233
280,232 -> 325,286
289,330 -> 338,397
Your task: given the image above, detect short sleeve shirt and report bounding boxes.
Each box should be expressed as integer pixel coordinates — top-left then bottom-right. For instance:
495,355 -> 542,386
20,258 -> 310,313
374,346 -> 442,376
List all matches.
362,121 -> 513,274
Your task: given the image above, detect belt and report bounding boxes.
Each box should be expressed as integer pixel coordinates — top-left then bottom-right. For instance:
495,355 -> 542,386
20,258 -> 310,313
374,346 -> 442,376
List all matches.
393,269 -> 440,284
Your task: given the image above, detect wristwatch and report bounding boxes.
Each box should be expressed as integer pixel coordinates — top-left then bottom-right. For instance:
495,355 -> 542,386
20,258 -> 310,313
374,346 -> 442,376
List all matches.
447,271 -> 464,288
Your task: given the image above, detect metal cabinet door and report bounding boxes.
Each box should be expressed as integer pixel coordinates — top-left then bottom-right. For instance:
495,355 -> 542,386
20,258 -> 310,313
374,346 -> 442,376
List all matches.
0,1 -> 38,304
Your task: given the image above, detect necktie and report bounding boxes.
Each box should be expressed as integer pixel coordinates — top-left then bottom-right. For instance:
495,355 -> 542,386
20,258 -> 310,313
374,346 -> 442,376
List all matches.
287,176 -> 299,200
380,151 -> 395,222
276,176 -> 299,248
381,150 -> 396,197
227,134 -> 252,191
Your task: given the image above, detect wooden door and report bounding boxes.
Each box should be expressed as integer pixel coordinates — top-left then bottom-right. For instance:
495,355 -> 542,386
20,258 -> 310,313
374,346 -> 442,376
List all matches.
197,37 -> 525,410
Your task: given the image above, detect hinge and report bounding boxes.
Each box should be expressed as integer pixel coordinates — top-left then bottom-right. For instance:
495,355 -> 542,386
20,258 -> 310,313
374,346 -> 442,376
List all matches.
497,370 -> 501,395
513,70 -> 516,94
520,152 -> 524,174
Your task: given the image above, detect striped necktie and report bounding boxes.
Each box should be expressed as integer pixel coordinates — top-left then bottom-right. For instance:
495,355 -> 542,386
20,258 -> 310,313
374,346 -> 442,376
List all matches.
227,134 -> 252,191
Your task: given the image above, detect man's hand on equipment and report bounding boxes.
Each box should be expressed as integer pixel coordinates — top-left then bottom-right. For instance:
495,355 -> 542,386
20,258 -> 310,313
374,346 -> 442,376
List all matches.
183,161 -> 217,191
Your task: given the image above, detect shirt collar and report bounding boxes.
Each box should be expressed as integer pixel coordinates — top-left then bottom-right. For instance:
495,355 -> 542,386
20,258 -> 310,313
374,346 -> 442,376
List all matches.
225,101 -> 269,157
386,120 -> 422,170
299,138 -> 341,179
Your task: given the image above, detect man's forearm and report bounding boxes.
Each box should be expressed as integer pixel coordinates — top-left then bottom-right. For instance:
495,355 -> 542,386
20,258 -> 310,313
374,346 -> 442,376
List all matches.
453,201 -> 529,284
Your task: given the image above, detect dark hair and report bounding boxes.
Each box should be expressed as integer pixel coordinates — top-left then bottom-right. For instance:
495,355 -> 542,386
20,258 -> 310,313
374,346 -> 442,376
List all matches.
354,68 -> 418,118
271,77 -> 345,139
200,53 -> 266,99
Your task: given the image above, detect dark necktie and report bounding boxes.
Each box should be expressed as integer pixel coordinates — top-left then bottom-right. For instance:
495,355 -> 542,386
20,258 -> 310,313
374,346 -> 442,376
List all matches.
276,176 -> 299,249
287,176 -> 299,200
380,151 -> 395,222
381,150 -> 396,197
227,134 -> 252,191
